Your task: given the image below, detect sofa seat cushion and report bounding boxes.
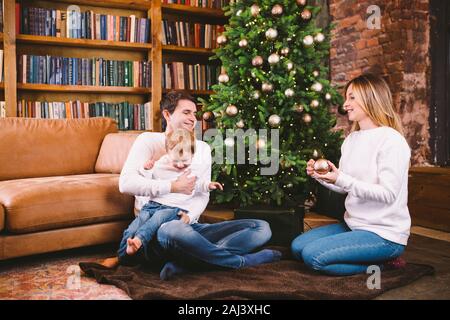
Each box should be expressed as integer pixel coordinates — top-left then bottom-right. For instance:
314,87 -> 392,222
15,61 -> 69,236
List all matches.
0,174 -> 134,234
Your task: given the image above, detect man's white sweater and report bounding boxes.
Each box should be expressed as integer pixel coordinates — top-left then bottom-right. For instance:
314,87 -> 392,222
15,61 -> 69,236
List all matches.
317,126 -> 411,245
119,132 -> 212,224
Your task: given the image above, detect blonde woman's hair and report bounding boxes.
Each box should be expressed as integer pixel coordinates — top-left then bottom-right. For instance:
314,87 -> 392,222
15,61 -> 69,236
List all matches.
165,128 -> 196,157
345,73 -> 404,135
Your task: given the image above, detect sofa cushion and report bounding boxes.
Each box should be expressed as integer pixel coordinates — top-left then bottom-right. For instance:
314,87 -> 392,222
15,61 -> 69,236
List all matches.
95,132 -> 139,174
0,174 -> 134,234
0,118 -> 118,181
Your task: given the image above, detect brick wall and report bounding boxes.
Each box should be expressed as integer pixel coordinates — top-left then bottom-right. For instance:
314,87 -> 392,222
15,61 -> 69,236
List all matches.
329,0 -> 431,165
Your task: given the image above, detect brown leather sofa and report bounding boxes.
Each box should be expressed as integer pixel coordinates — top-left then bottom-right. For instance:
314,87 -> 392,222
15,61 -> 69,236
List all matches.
0,117 -> 141,260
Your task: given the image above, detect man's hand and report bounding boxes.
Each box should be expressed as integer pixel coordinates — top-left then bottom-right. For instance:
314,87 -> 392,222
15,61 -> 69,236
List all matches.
170,169 -> 196,194
208,182 -> 223,191
178,211 -> 190,224
312,161 -> 340,184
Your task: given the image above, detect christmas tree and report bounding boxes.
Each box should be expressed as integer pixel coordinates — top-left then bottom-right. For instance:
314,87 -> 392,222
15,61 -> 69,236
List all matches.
200,0 -> 343,208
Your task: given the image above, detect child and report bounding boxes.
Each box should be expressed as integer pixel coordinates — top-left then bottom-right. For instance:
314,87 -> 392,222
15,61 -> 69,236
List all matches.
291,73 -> 410,276
117,128 -> 222,264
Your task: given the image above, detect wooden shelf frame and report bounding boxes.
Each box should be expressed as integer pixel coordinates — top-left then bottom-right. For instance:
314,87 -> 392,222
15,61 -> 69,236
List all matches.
1,0 -> 226,132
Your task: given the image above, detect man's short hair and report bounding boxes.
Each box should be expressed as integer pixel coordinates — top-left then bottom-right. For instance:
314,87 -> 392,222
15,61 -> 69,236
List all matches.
160,91 -> 196,130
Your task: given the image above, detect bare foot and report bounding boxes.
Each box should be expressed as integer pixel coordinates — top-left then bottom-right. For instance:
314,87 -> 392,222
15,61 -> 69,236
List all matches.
100,256 -> 119,269
126,237 -> 142,256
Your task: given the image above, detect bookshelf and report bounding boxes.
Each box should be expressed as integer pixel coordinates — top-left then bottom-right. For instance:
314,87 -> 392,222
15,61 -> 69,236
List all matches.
1,0 -> 227,131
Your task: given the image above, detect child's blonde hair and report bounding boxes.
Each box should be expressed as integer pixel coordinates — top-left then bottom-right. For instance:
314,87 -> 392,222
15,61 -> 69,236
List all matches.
345,73 -> 404,136
165,128 -> 196,157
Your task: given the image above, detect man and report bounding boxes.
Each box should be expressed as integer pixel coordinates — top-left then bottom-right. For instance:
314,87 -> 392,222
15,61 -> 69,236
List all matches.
103,91 -> 278,280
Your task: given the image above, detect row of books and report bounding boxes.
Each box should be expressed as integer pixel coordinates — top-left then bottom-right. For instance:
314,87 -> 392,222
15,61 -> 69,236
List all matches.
162,20 -> 224,49
18,4 -> 151,43
18,55 -> 152,87
161,0 -> 230,9
162,62 -> 219,90
17,100 -> 152,131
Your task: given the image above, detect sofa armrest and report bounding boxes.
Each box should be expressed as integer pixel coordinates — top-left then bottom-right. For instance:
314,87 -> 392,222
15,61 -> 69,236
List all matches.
95,133 -> 140,174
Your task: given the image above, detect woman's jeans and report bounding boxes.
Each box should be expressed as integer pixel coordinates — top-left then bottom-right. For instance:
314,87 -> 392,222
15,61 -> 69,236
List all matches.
118,201 -> 182,264
291,222 -> 405,276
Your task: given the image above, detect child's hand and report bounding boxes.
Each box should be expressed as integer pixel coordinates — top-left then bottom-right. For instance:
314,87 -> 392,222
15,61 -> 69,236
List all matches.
178,211 -> 190,224
208,182 -> 223,191
143,159 -> 155,170
312,161 -> 339,184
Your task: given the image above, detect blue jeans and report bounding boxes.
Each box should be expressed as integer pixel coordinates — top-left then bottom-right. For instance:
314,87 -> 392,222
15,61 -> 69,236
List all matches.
118,201 -> 183,264
291,223 -> 405,276
144,218 -> 272,270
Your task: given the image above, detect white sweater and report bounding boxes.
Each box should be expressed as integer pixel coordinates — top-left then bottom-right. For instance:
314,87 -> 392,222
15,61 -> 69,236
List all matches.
317,126 -> 411,245
119,132 -> 212,224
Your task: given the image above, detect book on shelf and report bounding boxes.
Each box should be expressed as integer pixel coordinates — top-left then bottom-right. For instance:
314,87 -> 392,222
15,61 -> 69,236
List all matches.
17,100 -> 153,131
163,62 -> 218,90
18,54 -> 151,87
0,102 -> 5,118
17,3 -> 150,43
0,49 -> 3,83
161,0 -> 230,9
162,20 -> 224,49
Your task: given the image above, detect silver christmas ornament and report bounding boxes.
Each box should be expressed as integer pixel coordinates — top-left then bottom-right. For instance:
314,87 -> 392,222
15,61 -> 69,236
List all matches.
218,73 -> 229,83
310,100 -> 319,108
311,82 -> 323,92
312,70 -> 319,77
297,0 -> 307,5
303,113 -> 312,123
325,93 -> 332,100
265,28 -> 278,40
262,83 -> 273,92
285,88 -> 294,97
250,4 -> 260,17
303,35 -> 314,46
314,33 -> 325,43
268,53 -> 280,65
301,9 -> 312,20
271,4 -> 283,16
268,114 -> 281,127
239,39 -> 248,47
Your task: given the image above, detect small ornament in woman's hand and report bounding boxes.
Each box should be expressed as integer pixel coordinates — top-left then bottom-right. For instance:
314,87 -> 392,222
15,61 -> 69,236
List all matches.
314,158 -> 330,175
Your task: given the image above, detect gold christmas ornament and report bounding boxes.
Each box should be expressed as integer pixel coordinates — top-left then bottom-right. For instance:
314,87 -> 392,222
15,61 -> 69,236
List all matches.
250,4 -> 260,17
268,114 -> 281,127
271,4 -> 283,16
310,100 -> 320,108
265,28 -> 278,40
252,55 -> 264,67
262,82 -> 273,92
238,39 -> 248,47
218,73 -> 229,83
314,33 -> 325,43
284,88 -> 295,97
303,35 -> 314,46
300,9 -> 312,20
202,111 -> 214,122
281,47 -> 290,56
314,158 -> 331,175
226,104 -> 238,116
268,53 -> 280,65
311,82 -> 323,92
303,113 -> 312,123
217,35 -> 227,45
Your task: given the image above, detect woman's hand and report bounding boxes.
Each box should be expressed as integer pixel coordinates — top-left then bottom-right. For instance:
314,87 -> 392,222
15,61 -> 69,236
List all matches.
306,159 -> 315,177
312,161 -> 340,184
178,211 -> 190,224
208,182 -> 223,191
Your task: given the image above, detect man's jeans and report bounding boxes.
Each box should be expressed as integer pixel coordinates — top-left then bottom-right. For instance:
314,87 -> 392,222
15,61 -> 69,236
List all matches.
291,222 -> 405,276
118,201 -> 182,264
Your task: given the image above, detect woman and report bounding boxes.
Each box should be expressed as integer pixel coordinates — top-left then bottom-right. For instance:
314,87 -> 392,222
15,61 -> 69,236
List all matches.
291,73 -> 410,276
